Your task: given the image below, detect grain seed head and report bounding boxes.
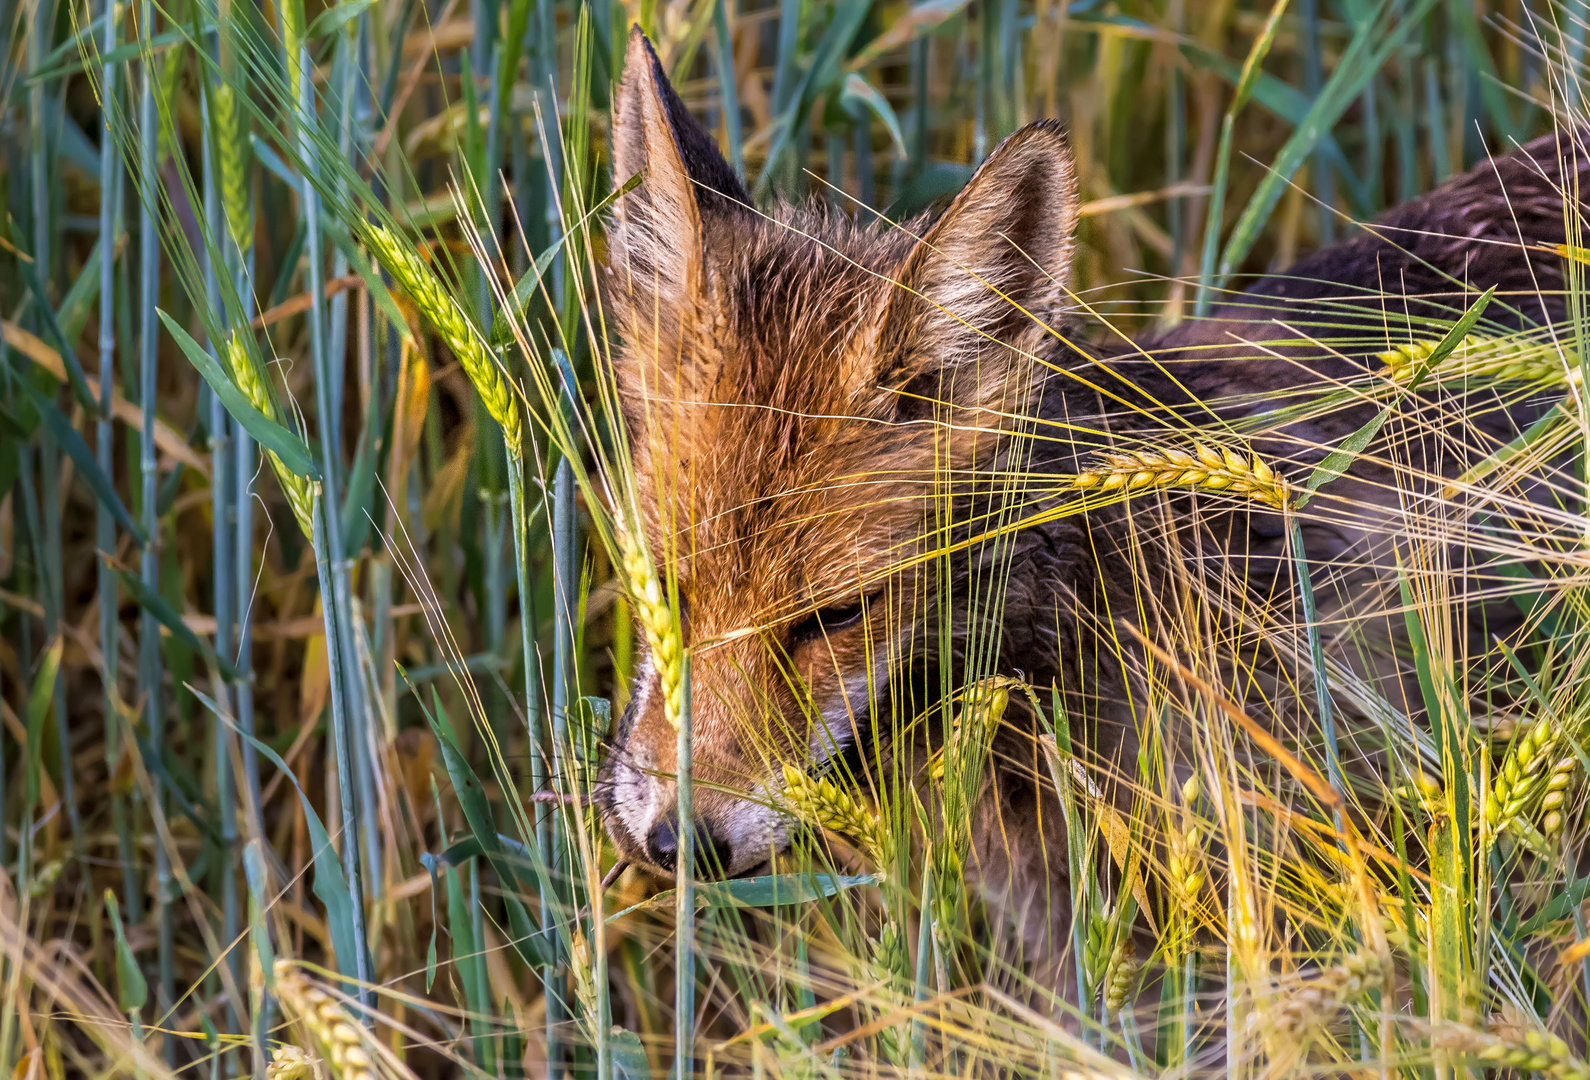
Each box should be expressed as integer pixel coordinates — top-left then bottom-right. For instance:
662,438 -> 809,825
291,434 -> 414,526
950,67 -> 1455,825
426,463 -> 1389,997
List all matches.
1265,951 -> 1384,1036
1485,717 -> 1559,833
615,524 -> 685,730
780,764 -> 891,869
1071,443 -> 1289,509
226,331 -> 315,540
365,224 -> 522,457
1541,754 -> 1577,837
265,1045 -> 319,1080
1431,1020 -> 1590,1080
213,83 -> 252,254
1379,334 -> 1579,388
271,960 -> 375,1080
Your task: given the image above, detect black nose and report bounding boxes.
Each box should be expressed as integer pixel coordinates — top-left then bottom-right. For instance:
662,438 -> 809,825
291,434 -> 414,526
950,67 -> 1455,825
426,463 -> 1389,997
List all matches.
645,812 -> 734,876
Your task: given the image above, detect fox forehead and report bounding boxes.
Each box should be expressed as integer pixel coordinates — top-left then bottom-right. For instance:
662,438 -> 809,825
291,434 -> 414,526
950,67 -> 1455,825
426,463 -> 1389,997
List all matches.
618,210 -> 928,636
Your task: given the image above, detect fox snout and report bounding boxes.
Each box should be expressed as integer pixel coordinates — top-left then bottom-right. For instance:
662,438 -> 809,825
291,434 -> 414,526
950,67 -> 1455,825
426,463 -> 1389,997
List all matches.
597,655 -> 797,879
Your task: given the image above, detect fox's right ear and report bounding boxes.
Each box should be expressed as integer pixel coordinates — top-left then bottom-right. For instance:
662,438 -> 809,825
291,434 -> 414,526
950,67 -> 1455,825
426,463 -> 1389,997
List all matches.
874,120 -> 1078,418
610,28 -> 748,324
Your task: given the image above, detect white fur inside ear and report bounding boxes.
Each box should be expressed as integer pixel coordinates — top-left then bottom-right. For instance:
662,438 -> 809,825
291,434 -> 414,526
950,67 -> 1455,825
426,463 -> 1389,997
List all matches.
887,122 -> 1079,381
611,35 -> 704,309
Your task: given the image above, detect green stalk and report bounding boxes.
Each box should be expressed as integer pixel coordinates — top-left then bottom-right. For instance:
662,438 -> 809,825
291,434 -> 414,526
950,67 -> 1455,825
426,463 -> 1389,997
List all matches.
29,0 -> 79,852
675,658 -> 695,1080
1290,516 -> 1346,815
283,0 -> 374,1005
1193,0 -> 1288,316
507,458 -> 544,857
234,409 -> 263,835
1424,58 -> 1450,183
197,15 -> 239,1048
907,861 -> 932,1075
330,23 -> 383,896
546,434 -> 576,1078
136,0 -> 174,1039
98,0 -> 138,922
1297,0 -> 1335,244
310,486 -> 374,1001
712,0 -> 742,178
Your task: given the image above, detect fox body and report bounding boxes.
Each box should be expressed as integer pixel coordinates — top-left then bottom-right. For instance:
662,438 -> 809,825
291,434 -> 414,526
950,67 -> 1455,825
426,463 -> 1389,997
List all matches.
596,29 -> 1583,962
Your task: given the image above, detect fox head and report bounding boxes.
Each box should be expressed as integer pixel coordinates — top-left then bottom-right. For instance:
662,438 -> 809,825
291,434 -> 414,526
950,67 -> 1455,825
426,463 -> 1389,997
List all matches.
596,29 -> 1080,879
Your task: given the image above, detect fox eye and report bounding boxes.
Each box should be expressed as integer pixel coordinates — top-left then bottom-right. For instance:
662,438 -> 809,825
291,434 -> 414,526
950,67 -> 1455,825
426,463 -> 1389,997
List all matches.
789,601 -> 868,645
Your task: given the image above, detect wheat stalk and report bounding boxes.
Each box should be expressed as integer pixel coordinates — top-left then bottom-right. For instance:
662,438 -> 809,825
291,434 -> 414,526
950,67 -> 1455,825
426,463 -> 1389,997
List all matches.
226,331 -> 315,539
1070,443 -> 1289,509
364,224 -> 522,457
271,960 -> 375,1080
614,523 -> 685,730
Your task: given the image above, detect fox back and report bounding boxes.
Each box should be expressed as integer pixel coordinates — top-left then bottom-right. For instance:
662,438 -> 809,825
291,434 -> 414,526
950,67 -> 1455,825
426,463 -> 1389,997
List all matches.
596,28 -> 1585,949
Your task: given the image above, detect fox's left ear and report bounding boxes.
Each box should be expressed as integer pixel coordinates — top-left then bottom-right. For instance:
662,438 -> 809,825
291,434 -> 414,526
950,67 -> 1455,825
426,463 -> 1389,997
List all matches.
610,29 -> 748,328
877,121 -> 1078,412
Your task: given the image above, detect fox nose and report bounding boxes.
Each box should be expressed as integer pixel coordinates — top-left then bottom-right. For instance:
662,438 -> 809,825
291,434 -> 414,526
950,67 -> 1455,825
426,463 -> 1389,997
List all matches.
645,811 -> 734,876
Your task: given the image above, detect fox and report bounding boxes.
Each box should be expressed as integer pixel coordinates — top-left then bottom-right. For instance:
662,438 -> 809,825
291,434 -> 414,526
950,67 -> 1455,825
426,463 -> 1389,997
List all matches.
595,26 -> 1583,981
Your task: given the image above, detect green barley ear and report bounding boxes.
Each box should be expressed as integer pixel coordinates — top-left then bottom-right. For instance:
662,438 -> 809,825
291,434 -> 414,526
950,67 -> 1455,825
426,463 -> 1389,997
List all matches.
364,224 -> 522,457
1102,938 -> 1139,1020
779,764 -> 891,869
614,524 -> 685,730
1072,442 -> 1289,509
1485,717 -> 1557,833
1541,754 -> 1578,837
226,331 -> 315,540
570,930 -> 600,1039
212,83 -> 252,254
1431,1019 -> 1590,1079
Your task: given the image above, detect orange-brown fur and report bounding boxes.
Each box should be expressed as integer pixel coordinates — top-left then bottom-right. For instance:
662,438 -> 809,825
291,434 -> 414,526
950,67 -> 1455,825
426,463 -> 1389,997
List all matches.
596,28 -> 1588,983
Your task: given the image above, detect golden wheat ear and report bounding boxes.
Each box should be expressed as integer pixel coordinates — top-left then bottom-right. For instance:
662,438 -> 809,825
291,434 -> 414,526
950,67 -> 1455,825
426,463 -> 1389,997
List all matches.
875,121 -> 1079,410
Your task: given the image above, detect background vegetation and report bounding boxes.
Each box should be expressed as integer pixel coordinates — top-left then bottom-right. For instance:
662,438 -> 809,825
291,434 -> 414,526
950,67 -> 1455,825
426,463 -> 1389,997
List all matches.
0,0 -> 1584,1077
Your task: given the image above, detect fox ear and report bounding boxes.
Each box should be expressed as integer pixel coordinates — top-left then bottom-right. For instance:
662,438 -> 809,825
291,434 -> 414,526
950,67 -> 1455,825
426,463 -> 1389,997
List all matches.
610,28 -> 748,316
878,121 -> 1078,413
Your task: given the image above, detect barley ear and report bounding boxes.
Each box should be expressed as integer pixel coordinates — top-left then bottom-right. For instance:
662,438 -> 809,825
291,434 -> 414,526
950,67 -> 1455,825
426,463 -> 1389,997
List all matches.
614,523 -> 685,730
1071,442 -> 1289,509
212,83 -> 252,253
779,764 -> 892,869
1431,1020 -> 1590,1080
226,332 -> 316,539
1268,951 -> 1384,1036
271,960 -> 375,1080
264,1045 -> 318,1080
365,224 -> 522,457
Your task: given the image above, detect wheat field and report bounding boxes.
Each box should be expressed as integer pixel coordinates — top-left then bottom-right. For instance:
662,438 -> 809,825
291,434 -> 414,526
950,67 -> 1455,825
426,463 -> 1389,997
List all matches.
1,0 -> 1587,1077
